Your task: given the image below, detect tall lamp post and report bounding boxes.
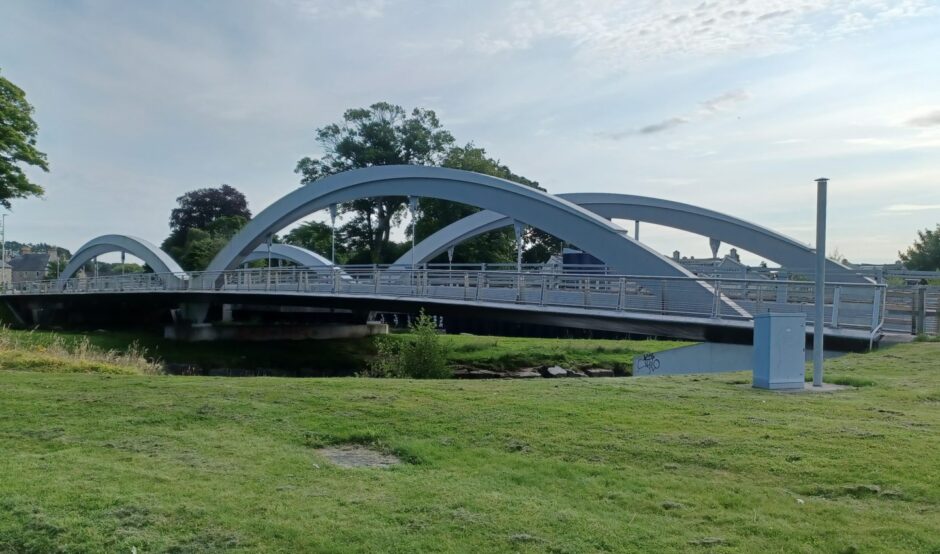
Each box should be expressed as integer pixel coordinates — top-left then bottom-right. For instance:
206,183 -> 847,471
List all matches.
813,178 -> 828,387
409,197 -> 418,270
329,204 -> 337,265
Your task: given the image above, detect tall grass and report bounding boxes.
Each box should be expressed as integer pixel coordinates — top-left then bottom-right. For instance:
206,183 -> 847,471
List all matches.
0,327 -> 162,375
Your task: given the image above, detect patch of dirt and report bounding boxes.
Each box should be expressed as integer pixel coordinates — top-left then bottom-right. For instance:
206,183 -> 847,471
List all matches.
316,445 -> 401,468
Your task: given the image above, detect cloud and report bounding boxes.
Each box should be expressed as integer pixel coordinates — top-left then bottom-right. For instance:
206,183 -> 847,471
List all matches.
907,109 -> 940,127
290,0 -> 388,19
473,0 -> 934,72
638,117 -> 688,135
601,88 -> 748,139
884,203 -> 940,212
699,89 -> 749,114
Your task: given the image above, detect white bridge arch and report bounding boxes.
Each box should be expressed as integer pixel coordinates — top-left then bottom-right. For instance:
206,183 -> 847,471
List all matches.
242,243 -> 335,268
204,165 -> 746,315
56,234 -> 186,287
394,192 -> 867,283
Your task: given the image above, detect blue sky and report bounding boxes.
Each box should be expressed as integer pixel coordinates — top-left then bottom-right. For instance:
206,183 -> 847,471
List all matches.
2,0 -> 939,264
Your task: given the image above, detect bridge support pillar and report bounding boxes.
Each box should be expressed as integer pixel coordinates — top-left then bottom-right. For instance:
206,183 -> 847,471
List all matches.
222,304 -> 234,323
178,302 -> 210,324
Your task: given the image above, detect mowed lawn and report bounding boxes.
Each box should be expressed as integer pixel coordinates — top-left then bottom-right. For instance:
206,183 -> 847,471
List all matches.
1,343 -> 939,553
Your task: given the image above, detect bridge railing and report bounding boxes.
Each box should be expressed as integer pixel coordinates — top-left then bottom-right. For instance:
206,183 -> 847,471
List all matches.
1,267 -> 886,335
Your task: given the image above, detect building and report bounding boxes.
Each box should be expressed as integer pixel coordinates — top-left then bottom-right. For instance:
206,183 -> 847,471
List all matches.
0,260 -> 11,286
10,250 -> 51,283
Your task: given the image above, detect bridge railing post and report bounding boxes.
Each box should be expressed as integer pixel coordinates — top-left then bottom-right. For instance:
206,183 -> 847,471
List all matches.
711,280 -> 722,319
661,279 -> 668,315
540,275 -> 546,306
831,285 -> 842,328
464,272 -> 470,300
872,285 -> 884,333
618,277 -> 626,310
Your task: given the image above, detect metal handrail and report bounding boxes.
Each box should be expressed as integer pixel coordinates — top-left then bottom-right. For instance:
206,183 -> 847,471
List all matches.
0,266 -> 887,333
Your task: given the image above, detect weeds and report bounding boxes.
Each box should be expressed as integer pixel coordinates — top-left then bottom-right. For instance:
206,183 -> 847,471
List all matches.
365,311 -> 451,379
0,327 -> 161,375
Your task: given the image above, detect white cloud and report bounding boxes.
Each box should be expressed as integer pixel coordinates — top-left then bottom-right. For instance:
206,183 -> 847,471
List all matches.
884,204 -> 940,212
474,0 -> 935,71
599,88 -> 749,139
907,109 -> 940,127
289,0 -> 388,19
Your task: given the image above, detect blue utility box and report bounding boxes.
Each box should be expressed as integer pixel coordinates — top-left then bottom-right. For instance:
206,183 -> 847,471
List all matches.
752,313 -> 806,390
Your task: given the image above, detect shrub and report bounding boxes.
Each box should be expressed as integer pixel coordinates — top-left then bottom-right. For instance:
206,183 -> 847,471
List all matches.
366,311 -> 451,379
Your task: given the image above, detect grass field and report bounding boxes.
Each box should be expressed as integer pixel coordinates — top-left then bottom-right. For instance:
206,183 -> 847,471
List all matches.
2,341 -> 939,552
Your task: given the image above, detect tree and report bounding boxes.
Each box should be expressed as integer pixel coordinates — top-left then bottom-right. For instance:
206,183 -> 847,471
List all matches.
167,215 -> 249,272
283,221 -> 347,263
169,184 -> 251,233
415,144 -> 541,264
900,224 -> 940,271
295,103 -> 455,263
0,69 -> 48,208
296,104 -> 556,265
162,184 -> 252,271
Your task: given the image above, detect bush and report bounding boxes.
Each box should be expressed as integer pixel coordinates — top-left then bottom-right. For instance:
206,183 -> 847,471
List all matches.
366,311 -> 451,379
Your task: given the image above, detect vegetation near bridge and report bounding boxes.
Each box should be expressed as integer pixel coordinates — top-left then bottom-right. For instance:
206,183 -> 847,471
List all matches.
1,341 -> 939,552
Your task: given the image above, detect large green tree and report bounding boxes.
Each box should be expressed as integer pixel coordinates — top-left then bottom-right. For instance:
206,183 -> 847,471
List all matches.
413,144 -> 543,264
296,103 -> 557,265
295,103 -> 455,264
0,69 -> 48,208
900,224 -> 940,271
283,221 -> 347,264
161,185 -> 252,271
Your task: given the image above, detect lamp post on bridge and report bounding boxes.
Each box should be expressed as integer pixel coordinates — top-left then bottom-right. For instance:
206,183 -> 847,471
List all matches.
329,203 -> 337,265
513,221 -> 524,273
409,197 -> 418,270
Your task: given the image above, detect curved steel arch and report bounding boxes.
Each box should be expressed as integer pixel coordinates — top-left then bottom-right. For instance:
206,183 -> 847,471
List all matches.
57,234 -> 185,287
395,192 -> 867,283
242,243 -> 335,268
205,166 -> 744,314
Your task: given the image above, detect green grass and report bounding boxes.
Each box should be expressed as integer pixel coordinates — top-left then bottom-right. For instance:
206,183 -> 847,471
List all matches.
0,328 -> 160,375
1,342 -> 939,552
0,329 -> 683,374
441,335 -> 686,373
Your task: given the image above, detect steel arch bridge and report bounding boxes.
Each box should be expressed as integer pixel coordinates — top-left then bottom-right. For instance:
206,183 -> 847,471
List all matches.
5,166 -> 885,345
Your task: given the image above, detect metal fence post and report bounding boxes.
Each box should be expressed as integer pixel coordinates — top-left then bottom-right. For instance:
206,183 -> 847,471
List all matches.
872,286 -> 883,333
831,285 -> 842,328
914,285 -> 927,335
614,277 -> 623,310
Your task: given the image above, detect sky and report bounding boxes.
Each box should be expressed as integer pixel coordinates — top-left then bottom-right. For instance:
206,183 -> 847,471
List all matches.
1,0 -> 939,265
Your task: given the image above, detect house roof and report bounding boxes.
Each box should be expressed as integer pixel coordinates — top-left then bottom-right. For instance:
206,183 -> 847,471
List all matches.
10,252 -> 50,272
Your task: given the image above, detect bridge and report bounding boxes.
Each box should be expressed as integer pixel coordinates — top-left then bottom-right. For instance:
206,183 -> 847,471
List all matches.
0,166 -> 886,346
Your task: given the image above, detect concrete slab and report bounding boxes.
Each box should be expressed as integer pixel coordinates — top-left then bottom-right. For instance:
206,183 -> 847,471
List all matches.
762,382 -> 851,394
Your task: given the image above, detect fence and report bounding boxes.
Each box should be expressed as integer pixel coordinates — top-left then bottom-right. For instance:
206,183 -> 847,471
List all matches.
2,266 -> 887,337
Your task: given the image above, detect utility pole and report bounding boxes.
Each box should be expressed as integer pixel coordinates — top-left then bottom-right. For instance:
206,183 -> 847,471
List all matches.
813,178 -> 828,387
409,197 -> 418,269
329,204 -> 337,265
